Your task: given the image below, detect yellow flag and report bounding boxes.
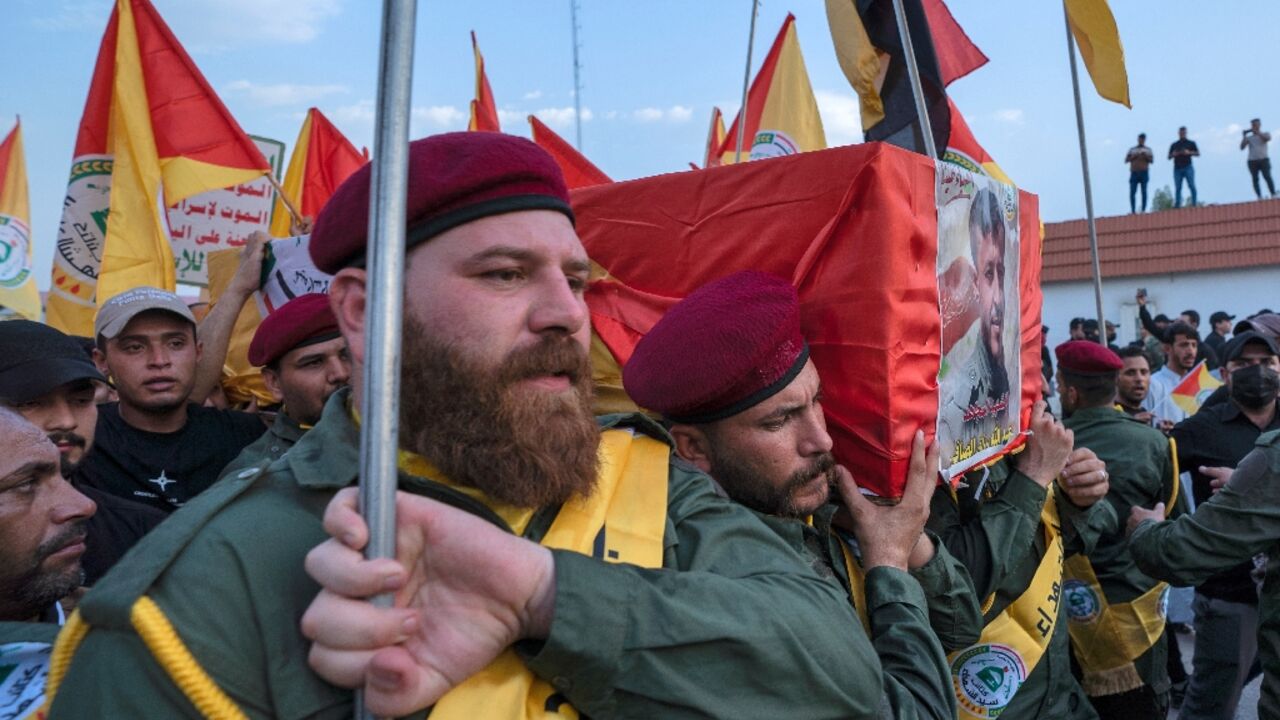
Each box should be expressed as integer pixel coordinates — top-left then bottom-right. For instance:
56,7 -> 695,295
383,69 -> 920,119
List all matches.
0,121 -> 41,320
1064,0 -> 1131,108
825,0 -> 886,129
719,14 -> 826,162
48,0 -> 269,335
269,111 -> 314,238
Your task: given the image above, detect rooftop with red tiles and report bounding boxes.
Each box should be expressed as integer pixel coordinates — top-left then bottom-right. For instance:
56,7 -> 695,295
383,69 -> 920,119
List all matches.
1042,197 -> 1280,283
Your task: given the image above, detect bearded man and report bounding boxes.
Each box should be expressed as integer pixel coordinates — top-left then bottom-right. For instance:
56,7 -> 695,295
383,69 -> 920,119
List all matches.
48,132 -> 902,718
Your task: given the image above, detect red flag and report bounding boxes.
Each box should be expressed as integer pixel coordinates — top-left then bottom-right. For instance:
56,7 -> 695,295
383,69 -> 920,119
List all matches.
468,31 -> 500,132
50,0 -> 269,334
923,0 -> 988,86
528,116 -> 611,190
575,144 -> 1042,497
270,107 -> 367,236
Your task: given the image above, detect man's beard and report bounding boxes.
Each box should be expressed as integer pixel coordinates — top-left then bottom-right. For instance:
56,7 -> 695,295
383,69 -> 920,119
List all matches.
0,521 -> 87,621
49,431 -> 87,476
711,449 -> 837,518
398,318 -> 600,510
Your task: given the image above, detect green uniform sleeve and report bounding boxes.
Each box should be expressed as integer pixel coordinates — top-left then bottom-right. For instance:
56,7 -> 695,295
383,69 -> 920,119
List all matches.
909,531 -> 983,651
864,566 -> 957,720
927,467 -> 1047,599
1054,485 -> 1118,556
1131,446 -> 1280,587
522,468 -> 941,719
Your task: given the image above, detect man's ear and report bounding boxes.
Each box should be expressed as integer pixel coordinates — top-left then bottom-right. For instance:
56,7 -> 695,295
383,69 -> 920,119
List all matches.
329,268 -> 367,365
669,423 -> 714,475
261,367 -> 287,404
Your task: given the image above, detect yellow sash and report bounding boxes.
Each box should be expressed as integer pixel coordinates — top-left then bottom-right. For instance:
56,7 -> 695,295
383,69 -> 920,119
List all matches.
948,493 -> 1064,720
836,536 -> 872,634
427,428 -> 670,720
1061,447 -> 1181,697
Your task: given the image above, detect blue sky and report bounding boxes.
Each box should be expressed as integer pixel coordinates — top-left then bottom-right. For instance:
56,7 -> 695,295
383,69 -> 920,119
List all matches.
2,0 -> 1277,290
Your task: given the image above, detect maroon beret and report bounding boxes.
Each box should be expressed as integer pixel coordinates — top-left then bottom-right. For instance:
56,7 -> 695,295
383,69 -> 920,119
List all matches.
248,294 -> 341,367
1054,340 -> 1123,375
623,271 -> 808,423
310,132 -> 573,274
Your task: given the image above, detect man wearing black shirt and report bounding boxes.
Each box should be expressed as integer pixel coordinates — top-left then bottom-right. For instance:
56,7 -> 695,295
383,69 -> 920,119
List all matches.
0,320 -> 165,585
1206,311 -> 1234,357
1169,126 -> 1200,208
78,287 -> 264,514
1169,331 -> 1280,719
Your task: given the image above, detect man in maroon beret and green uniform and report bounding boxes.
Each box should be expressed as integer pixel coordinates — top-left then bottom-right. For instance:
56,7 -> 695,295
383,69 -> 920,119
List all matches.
1054,340 -> 1184,719
49,132 -> 914,719
623,269 -> 981,718
222,293 -> 351,476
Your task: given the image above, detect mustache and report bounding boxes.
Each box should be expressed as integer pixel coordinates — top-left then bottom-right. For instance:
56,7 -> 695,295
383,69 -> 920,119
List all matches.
47,432 -> 86,449
787,452 -> 838,491
36,521 -> 89,561
497,336 -> 589,386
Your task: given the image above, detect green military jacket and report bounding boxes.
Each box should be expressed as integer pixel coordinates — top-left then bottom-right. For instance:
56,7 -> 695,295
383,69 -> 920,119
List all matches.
928,458 -> 1117,720
1130,429 -> 1280,720
220,412 -> 305,478
1063,405 -> 1186,696
754,507 -> 977,720
50,389 -> 943,719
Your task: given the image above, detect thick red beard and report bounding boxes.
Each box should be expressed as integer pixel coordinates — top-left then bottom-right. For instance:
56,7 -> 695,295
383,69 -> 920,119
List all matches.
398,317 -> 600,510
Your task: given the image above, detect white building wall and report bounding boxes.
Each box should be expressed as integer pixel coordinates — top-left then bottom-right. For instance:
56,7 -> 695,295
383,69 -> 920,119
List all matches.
1041,264 -> 1280,351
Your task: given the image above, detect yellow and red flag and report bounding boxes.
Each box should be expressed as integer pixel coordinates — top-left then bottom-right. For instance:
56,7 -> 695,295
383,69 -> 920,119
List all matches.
529,116 -> 611,190
0,121 -> 41,320
703,107 -> 728,168
1064,0 -> 1130,108
270,108 -> 367,237
468,31 -> 501,133
1170,361 -> 1224,416
48,0 -> 269,335
943,98 -> 1013,185
718,14 -> 826,163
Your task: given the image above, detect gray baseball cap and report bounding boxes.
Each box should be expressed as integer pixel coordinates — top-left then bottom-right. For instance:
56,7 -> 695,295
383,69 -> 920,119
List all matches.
94,287 -> 196,339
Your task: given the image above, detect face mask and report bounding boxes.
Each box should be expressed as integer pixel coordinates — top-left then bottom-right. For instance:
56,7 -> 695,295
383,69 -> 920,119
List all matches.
1230,364 -> 1280,410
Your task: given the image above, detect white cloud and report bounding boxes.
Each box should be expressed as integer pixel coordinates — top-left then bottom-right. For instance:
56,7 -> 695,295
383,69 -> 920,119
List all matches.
155,0 -> 341,49
631,106 -> 695,123
633,107 -> 664,123
533,107 -> 593,130
667,105 -> 694,122
224,80 -> 347,107
1200,122 -> 1248,155
993,108 -> 1025,125
412,105 -> 468,132
815,90 -> 863,146
497,109 -> 528,127
31,2 -> 103,31
604,110 -> 620,121
523,90 -> 544,101
330,99 -> 376,127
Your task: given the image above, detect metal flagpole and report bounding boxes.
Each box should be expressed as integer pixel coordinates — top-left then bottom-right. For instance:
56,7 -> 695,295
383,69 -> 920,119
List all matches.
357,1 -> 417,718
1063,4 -> 1107,346
734,0 -> 759,163
570,0 -> 584,150
890,0 -> 936,159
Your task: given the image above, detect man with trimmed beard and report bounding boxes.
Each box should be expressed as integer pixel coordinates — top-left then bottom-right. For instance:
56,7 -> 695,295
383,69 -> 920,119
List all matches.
0,320 -> 164,584
49,133 -> 902,719
222,293 -> 351,475
971,187 -> 1011,420
622,270 -> 981,718
1115,345 -> 1155,422
0,409 -> 96,718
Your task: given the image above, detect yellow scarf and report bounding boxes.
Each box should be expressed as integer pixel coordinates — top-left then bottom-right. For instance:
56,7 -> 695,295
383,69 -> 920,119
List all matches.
948,493 -> 1064,720
423,428 -> 671,719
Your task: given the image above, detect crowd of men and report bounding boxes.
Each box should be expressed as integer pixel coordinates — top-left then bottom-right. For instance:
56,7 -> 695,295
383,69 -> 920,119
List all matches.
1,130 -> 1279,719
1125,119 -> 1276,213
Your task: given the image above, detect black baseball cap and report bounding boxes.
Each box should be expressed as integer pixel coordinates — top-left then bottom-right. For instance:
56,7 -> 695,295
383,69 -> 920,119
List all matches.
1235,313 -> 1280,339
0,320 -> 106,403
1210,311 -> 1235,325
1222,330 -> 1280,363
